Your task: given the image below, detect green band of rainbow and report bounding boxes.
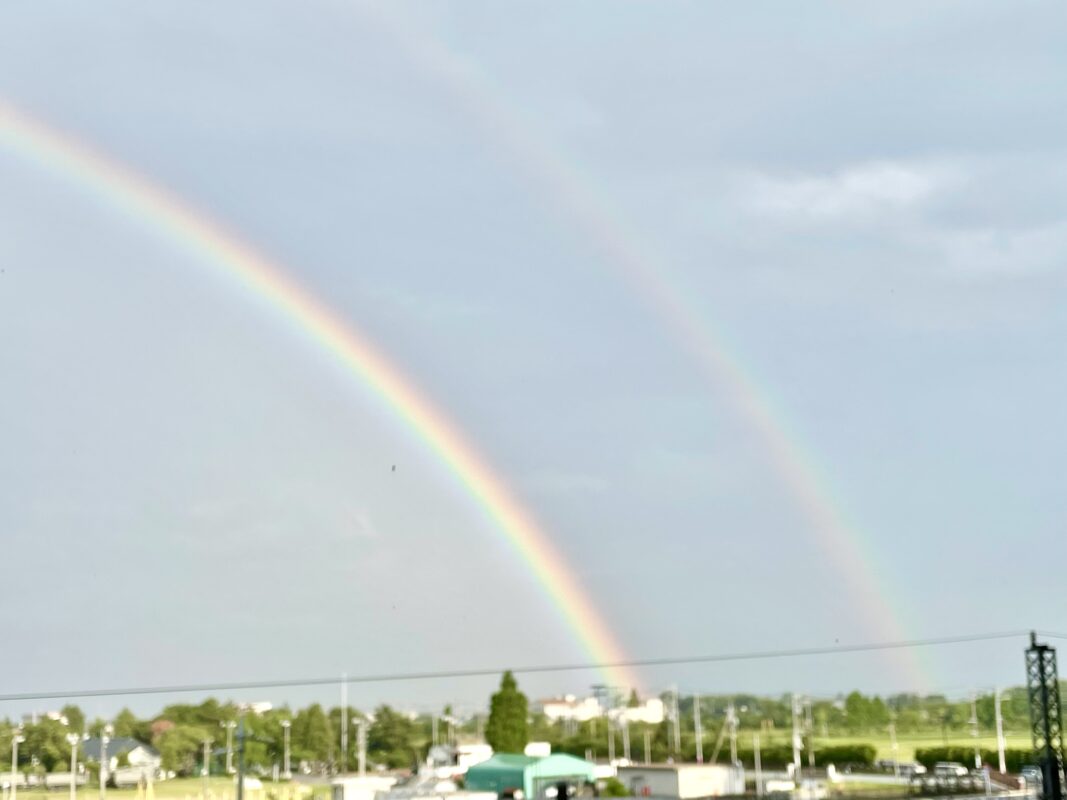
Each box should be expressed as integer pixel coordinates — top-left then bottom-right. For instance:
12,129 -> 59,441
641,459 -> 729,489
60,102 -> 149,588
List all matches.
0,99 -> 638,692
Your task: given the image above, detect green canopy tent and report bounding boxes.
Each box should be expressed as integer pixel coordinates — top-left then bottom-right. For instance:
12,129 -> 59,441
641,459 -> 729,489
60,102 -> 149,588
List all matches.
466,753 -> 597,799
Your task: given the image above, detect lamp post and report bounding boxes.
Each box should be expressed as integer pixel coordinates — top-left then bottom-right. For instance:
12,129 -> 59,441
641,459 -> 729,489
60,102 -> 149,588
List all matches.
221,722 -> 236,775
100,724 -> 113,800
67,733 -> 81,800
280,721 -> 291,780
202,738 -> 213,799
11,728 -> 25,800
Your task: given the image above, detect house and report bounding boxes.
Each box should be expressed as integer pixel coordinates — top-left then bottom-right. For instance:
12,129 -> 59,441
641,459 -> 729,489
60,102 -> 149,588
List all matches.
82,738 -> 162,786
465,754 -> 596,799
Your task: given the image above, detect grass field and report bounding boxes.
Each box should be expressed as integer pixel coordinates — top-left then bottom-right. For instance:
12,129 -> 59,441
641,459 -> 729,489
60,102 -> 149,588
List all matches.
8,778 -> 333,800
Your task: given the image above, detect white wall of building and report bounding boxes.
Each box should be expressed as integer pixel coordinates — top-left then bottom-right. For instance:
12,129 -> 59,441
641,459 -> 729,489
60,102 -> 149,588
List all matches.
617,765 -> 745,799
608,699 -> 665,726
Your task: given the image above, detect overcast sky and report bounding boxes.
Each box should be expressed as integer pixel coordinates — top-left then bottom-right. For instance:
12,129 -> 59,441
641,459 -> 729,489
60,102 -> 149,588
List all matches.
1,1 -> 1065,719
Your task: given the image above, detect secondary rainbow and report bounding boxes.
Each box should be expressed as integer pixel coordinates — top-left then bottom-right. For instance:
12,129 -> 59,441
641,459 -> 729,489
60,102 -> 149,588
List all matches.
369,8 -> 928,686
0,99 -> 639,692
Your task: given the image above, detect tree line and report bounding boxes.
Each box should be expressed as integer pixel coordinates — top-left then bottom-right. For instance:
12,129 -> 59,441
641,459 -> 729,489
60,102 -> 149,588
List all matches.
0,700 -> 429,777
1,677 -> 1051,778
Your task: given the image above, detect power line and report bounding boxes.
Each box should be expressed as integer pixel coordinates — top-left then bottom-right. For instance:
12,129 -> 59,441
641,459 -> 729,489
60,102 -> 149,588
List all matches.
0,629 -> 1047,704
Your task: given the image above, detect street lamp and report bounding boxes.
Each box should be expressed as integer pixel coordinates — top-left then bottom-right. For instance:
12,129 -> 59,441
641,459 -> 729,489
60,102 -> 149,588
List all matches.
67,734 -> 81,800
220,723 -> 236,775
202,739 -> 213,799
11,727 -> 25,800
280,721 -> 291,780
100,724 -> 113,800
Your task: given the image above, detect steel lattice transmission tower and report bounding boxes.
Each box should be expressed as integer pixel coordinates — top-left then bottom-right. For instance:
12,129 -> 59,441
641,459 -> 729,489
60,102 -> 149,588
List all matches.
1027,632 -> 1065,800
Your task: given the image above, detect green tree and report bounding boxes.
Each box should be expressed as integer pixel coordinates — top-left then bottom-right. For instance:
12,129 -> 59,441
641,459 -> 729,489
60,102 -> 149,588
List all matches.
112,708 -> 151,742
157,725 -> 209,775
292,704 -> 334,766
485,671 -> 528,754
627,690 -> 640,708
62,705 -> 86,733
22,718 -> 72,771
367,706 -> 418,769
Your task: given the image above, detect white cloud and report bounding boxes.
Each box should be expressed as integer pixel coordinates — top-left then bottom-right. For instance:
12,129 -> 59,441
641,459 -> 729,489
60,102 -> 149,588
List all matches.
743,160 -> 950,221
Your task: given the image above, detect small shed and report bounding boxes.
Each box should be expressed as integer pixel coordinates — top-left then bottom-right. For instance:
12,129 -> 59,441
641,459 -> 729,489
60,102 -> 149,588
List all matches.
465,754 -> 596,799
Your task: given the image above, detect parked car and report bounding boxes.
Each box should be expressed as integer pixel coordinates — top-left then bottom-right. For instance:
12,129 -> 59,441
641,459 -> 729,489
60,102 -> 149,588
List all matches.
934,762 -> 969,777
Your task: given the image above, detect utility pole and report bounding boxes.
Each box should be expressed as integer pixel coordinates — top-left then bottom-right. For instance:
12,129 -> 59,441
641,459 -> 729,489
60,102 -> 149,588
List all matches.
432,717 -> 439,748
235,718 -> 246,800
644,731 -> 651,765
607,722 -> 615,762
791,695 -> 802,774
281,721 -> 291,780
971,693 -> 982,770
672,688 -> 681,757
11,728 -> 24,800
694,696 -> 703,764
729,703 -> 739,767
622,720 -> 631,762
340,675 -> 348,774
804,700 -> 813,770
357,720 -> 366,778
889,720 -> 899,779
100,724 -> 112,800
754,734 -> 763,799
1026,632 -> 1065,800
995,688 -> 1007,774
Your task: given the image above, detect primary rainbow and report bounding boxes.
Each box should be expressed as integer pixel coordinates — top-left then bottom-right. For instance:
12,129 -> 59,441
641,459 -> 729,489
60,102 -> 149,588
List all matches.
0,99 -> 639,692
368,7 -> 927,686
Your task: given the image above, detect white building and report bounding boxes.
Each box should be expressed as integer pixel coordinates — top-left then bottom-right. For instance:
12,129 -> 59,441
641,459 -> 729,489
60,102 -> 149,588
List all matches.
616,764 -> 745,799
608,699 -> 665,726
538,696 -> 602,722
